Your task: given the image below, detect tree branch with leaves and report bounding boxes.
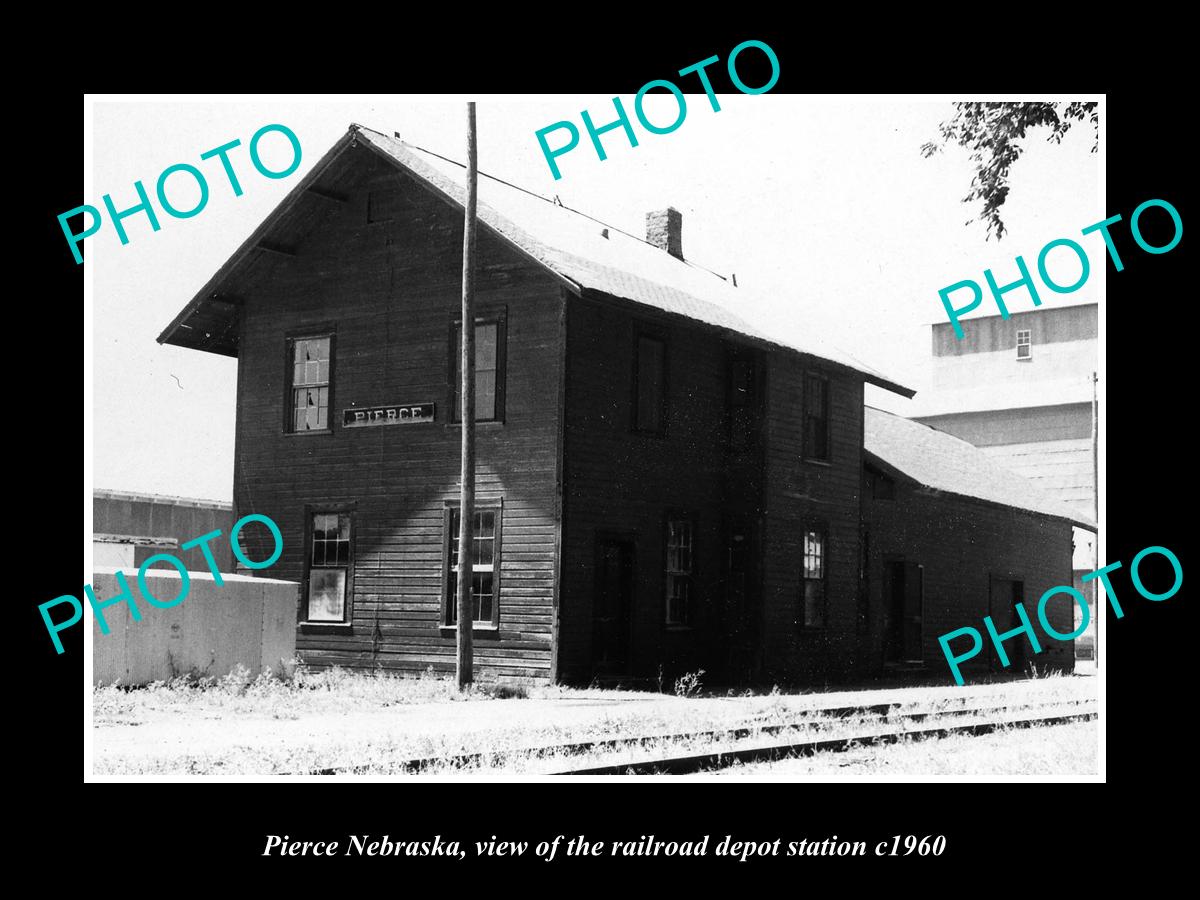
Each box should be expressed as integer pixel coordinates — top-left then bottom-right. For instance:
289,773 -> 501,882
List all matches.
922,102 -> 1098,240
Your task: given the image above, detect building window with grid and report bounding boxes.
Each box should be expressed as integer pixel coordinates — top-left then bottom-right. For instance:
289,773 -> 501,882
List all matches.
803,372 -> 830,461
665,517 -> 694,626
305,511 -> 352,623
452,315 -> 506,422
802,529 -> 826,628
445,506 -> 501,627
288,335 -> 333,432
1016,329 -> 1032,360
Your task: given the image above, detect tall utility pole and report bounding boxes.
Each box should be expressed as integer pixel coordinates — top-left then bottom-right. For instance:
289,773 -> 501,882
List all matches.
456,102 -> 478,689
1092,370 -> 1099,666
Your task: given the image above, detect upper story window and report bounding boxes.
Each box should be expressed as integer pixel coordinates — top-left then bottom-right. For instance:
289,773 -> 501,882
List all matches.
868,467 -> 895,500
729,357 -> 758,450
634,332 -> 667,434
304,510 -> 353,623
452,314 -> 507,423
288,335 -> 333,432
803,372 -> 830,461
1016,329 -> 1032,360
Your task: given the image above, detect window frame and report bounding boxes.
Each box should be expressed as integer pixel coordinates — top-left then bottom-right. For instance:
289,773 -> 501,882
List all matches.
663,510 -> 696,628
802,370 -> 832,463
440,498 -> 504,631
449,309 -> 508,425
799,524 -> 828,630
727,351 -> 762,451
300,503 -> 356,629
284,327 -> 337,436
1016,328 -> 1032,361
867,464 -> 896,500
632,326 -> 669,436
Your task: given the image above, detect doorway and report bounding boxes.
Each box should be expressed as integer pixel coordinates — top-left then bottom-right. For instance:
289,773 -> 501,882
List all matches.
593,537 -> 634,674
988,577 -> 1027,672
884,561 -> 924,664
722,515 -> 757,679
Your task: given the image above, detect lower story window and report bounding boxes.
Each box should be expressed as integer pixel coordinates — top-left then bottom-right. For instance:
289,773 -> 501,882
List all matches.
802,529 -> 826,628
445,506 -> 501,627
666,517 -> 694,626
306,511 -> 352,622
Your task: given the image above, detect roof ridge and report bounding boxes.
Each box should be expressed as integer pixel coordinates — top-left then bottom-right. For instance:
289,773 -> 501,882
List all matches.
372,128 -> 737,285
160,123 -> 914,399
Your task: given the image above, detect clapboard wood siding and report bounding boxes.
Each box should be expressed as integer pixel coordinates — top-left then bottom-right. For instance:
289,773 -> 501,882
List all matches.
558,294 -> 763,682
205,138 -> 1082,690
761,357 -> 866,681
862,477 -> 1076,679
230,150 -> 563,681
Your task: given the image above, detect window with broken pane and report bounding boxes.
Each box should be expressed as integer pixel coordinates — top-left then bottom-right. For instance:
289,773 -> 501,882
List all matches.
290,336 -> 332,432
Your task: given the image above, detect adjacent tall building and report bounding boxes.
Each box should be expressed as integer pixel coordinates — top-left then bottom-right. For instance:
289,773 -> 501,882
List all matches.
907,301 -> 1099,653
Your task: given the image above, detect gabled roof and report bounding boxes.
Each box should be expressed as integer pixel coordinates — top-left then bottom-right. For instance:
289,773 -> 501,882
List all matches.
863,405 -> 1095,530
158,123 -> 912,397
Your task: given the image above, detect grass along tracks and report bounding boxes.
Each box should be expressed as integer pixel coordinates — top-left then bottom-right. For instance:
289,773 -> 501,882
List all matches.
92,668 -> 1096,776
550,702 -> 1097,775
300,693 -> 1097,776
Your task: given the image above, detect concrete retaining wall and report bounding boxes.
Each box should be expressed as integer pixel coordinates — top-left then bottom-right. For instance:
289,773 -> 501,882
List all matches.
92,566 -> 299,686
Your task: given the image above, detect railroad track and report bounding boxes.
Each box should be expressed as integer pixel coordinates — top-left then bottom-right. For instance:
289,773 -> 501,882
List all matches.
550,704 -> 1098,776
305,695 -> 1096,776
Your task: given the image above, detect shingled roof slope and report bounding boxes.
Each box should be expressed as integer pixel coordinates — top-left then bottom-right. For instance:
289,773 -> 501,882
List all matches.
864,405 -> 1095,529
159,123 -> 912,397
357,128 -> 908,393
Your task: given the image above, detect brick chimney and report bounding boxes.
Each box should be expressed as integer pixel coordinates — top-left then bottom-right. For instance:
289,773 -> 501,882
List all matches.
645,207 -> 683,260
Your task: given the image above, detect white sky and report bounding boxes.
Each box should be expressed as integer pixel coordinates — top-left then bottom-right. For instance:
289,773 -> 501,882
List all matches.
90,95 -> 1101,502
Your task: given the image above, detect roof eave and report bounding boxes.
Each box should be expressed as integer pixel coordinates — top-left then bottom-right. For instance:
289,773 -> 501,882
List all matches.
867,376 -> 916,399
862,448 -> 1096,531
353,131 -> 583,299
156,128 -> 362,351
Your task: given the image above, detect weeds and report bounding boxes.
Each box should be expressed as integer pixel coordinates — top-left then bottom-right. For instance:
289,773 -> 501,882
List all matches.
93,663 -> 1095,776
674,669 -> 705,698
477,683 -> 530,700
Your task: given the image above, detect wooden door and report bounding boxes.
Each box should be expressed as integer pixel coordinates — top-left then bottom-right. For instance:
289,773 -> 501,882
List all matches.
901,562 -> 924,663
988,577 -> 1026,672
593,539 -> 634,673
884,561 -> 923,664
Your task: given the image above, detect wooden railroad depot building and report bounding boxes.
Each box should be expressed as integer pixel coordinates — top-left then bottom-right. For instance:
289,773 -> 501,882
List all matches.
159,124 -> 1092,685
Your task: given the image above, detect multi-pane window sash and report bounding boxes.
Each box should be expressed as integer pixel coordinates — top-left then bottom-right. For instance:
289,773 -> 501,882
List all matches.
802,529 -> 826,628
292,337 -> 331,431
453,322 -> 500,421
307,512 -> 351,622
666,519 -> 694,625
1016,329 -> 1032,360
447,508 -> 498,625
